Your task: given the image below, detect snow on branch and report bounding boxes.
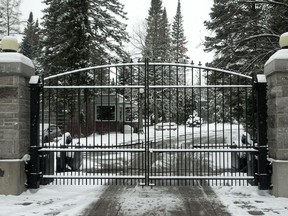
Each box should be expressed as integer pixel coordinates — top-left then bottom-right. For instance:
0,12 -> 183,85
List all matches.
239,0 -> 288,8
240,34 -> 279,43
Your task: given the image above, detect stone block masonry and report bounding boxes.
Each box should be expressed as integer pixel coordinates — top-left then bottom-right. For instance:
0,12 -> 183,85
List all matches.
0,76 -> 31,159
0,37 -> 35,195
264,32 -> 288,197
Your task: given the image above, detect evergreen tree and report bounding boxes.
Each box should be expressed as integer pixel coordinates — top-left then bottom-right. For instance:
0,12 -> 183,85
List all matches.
269,0 -> 288,37
89,0 -> 129,63
203,0 -> 286,132
142,0 -> 174,123
0,0 -> 22,36
204,0 -> 277,75
39,0 -> 129,134
21,12 -> 40,61
33,20 -> 41,63
143,0 -> 164,59
159,8 -> 171,60
171,0 -> 188,62
40,0 -> 129,79
40,0 -> 90,77
170,0 -> 189,123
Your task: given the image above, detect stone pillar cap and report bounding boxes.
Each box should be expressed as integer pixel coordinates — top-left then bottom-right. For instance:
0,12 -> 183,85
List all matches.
0,53 -> 35,77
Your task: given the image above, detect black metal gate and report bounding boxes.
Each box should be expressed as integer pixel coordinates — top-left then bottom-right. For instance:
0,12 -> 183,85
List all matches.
27,60 -> 270,188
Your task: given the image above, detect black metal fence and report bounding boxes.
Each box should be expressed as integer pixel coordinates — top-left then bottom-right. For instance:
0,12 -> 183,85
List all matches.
27,60 -> 269,188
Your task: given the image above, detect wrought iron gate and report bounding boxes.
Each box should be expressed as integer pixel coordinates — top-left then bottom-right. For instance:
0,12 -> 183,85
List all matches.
27,60 -> 270,188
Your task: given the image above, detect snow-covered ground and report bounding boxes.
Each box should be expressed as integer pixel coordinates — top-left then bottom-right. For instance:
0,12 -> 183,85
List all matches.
1,185 -> 288,215
43,123 -> 248,186
70,123 -> 245,147
1,123 -> 286,215
215,186 -> 288,216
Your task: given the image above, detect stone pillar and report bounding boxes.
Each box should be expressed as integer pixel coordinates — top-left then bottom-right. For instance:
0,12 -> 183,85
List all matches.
264,32 -> 288,197
0,36 -> 35,195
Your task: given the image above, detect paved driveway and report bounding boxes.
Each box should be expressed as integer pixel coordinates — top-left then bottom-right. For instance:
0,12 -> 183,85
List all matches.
82,185 -> 231,216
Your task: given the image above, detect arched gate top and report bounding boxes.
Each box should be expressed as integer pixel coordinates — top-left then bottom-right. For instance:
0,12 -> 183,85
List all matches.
43,62 -> 252,81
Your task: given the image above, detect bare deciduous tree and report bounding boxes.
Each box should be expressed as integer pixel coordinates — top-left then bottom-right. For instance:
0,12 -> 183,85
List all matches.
0,0 -> 22,36
0,0 -> 21,35
129,20 -> 148,57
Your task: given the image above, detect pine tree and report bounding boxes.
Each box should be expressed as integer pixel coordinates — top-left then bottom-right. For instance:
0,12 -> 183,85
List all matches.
40,0 -> 129,78
21,12 -> 39,60
143,0 -> 164,60
143,0 -> 174,123
40,0 -> 90,77
171,0 -> 187,62
0,0 -> 22,36
203,0 -> 283,131
269,0 -> 288,37
204,0 -> 276,75
39,0 -> 129,134
33,20 -> 41,62
159,8 -> 171,60
170,0 -> 189,123
88,0 -> 129,64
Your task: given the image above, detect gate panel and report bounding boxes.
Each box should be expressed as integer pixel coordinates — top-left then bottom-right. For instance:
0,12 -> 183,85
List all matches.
145,62 -> 256,186
36,60 -> 258,186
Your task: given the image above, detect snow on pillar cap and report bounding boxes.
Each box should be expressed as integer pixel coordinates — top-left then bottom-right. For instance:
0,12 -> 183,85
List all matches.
279,32 -> 288,49
1,36 -> 19,52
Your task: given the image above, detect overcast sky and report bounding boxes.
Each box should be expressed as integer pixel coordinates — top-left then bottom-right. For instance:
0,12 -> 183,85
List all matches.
20,0 -> 214,63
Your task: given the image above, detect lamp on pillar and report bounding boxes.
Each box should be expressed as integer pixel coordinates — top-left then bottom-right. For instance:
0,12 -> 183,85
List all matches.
279,32 -> 288,48
1,36 -> 19,52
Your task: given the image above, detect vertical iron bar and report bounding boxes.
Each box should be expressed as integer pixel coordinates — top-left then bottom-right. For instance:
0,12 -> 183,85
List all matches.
221,72 -> 225,187
176,65 -> 179,184
145,58 -> 149,186
108,66 -> 111,184
245,77 -> 248,186
115,65 -> 119,185
199,62 -> 202,185
237,79 -> 241,186
161,64 -> 164,186
191,63 -> 195,186
27,76 -> 42,189
206,71 -> 212,185
130,62 -> 133,185
251,76 -> 257,186
255,74 -> 270,190
229,74 -> 233,184
212,70 -> 216,186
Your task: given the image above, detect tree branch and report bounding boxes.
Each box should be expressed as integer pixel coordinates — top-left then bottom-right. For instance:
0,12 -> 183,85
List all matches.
240,34 -> 279,43
239,0 -> 288,8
